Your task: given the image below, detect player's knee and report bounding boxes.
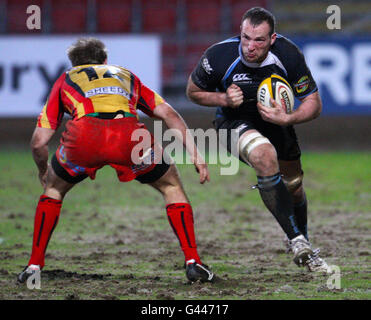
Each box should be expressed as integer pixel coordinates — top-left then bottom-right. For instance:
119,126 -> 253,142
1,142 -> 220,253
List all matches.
44,187 -> 64,201
44,165 -> 74,200
247,144 -> 278,175
239,131 -> 276,170
151,164 -> 180,191
151,164 -> 188,203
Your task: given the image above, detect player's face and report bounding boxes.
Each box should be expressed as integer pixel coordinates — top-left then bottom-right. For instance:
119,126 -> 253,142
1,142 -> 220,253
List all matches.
240,20 -> 276,63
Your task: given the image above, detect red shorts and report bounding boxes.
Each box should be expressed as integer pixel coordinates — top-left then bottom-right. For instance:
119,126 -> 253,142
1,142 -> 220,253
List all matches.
53,116 -> 167,183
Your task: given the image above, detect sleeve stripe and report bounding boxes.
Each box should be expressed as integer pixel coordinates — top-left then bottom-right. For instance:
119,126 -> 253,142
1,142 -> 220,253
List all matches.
154,93 -> 165,106
138,96 -> 151,110
296,87 -> 318,99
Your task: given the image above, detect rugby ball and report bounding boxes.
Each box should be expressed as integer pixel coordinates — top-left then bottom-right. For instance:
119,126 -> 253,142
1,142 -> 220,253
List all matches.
257,74 -> 294,114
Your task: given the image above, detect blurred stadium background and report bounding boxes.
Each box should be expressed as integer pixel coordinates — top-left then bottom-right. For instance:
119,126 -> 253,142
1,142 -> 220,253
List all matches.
0,0 -> 370,150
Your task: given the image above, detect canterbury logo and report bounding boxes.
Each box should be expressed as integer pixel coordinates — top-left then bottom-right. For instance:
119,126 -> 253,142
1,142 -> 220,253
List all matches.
232,73 -> 251,82
201,58 -> 213,75
235,124 -> 248,133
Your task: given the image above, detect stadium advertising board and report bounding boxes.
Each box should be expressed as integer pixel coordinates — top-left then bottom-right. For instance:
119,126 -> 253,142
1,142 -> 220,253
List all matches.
0,35 -> 161,117
294,37 -> 371,115
0,36 -> 370,116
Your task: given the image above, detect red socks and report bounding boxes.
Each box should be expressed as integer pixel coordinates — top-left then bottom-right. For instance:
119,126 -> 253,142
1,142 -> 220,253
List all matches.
166,203 -> 201,264
28,195 -> 62,269
28,198 -> 200,268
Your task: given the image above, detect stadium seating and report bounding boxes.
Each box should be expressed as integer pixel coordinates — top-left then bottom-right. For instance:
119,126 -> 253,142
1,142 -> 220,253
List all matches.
230,0 -> 268,34
162,42 -> 179,85
5,0 -> 371,88
51,0 -> 87,33
141,0 -> 177,34
97,0 -> 132,33
185,0 -> 222,34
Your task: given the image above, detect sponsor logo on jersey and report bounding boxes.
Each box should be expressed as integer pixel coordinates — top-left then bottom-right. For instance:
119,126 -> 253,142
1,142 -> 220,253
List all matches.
201,58 -> 213,75
294,75 -> 309,94
232,73 -> 252,82
85,86 -> 131,99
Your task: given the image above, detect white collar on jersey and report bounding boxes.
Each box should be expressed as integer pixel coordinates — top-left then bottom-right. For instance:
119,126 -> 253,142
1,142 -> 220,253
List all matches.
238,43 -> 287,75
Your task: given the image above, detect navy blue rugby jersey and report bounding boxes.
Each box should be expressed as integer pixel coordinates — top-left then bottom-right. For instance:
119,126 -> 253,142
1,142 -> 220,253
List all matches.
191,34 -> 318,120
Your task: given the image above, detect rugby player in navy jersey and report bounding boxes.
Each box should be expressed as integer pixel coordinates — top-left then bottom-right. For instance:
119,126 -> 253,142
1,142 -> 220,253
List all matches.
187,7 -> 330,273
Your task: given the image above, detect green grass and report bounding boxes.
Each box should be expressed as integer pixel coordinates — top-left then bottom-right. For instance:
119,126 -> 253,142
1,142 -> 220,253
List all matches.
0,150 -> 370,300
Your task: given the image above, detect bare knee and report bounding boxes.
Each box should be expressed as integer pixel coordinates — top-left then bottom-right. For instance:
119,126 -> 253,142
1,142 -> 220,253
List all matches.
238,130 -> 278,176
44,165 -> 74,200
149,164 -> 188,204
248,144 -> 279,176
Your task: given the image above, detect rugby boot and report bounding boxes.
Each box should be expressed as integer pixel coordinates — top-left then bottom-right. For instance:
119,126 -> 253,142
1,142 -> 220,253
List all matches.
17,264 -> 40,283
291,235 -> 314,267
305,248 -> 332,274
186,260 -> 214,282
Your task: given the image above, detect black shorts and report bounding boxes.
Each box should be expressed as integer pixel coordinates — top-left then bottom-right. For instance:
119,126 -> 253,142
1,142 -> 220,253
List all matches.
214,116 -> 301,164
51,152 -> 170,185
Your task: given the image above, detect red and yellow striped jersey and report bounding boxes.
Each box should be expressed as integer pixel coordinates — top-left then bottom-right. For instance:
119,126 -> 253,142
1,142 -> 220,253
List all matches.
37,64 -> 165,130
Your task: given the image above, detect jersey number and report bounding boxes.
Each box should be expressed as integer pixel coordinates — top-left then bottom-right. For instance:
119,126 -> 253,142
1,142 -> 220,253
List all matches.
78,67 -> 123,82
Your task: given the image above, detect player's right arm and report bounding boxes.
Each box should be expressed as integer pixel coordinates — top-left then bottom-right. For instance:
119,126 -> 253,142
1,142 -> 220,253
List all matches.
30,127 -> 55,188
32,73 -> 65,187
186,45 -> 243,108
187,77 -> 243,108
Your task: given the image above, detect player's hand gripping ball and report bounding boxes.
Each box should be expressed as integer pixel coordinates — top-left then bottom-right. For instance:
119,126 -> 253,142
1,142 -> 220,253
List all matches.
257,74 -> 294,114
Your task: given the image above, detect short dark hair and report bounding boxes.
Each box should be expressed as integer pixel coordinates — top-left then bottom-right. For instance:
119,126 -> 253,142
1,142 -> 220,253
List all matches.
67,37 -> 108,67
241,7 -> 276,35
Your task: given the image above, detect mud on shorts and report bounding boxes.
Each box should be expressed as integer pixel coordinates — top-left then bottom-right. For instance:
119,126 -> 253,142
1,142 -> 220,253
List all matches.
213,116 -> 301,165
51,116 -> 170,184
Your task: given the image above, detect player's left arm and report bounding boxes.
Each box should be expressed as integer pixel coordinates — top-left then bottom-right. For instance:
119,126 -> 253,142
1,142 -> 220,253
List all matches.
30,127 -> 56,188
257,90 -> 322,126
258,38 -> 322,126
287,90 -> 322,125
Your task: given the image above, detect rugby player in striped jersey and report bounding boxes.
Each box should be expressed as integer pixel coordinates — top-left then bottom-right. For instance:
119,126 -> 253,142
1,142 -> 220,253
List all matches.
18,38 -> 215,284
